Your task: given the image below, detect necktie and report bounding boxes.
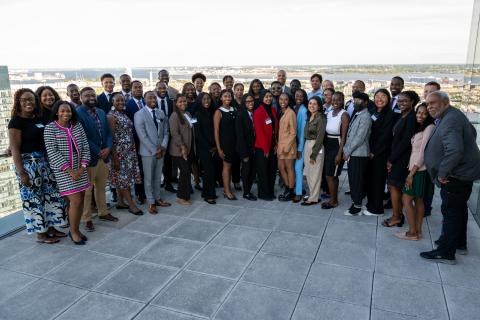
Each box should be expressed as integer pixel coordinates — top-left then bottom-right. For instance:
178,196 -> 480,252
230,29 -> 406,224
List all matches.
125,93 -> 130,101
152,109 -> 158,130
106,93 -> 110,103
161,99 -> 166,115
137,100 -> 143,110
390,97 -> 396,110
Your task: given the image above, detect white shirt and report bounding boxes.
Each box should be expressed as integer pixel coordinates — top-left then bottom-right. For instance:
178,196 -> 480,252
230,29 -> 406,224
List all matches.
156,95 -> 169,115
103,91 -> 113,101
132,97 -> 143,109
122,90 -> 131,100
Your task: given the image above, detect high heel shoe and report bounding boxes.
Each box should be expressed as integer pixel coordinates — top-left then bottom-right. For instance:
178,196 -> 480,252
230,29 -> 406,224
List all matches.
224,193 -> 238,200
69,232 -> 86,245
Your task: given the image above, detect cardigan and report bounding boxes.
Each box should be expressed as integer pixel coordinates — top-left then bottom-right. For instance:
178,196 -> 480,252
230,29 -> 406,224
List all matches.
409,124 -> 435,171
253,104 -> 278,155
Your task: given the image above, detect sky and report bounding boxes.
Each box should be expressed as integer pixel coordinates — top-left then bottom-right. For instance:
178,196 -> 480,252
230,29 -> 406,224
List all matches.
0,0 -> 475,68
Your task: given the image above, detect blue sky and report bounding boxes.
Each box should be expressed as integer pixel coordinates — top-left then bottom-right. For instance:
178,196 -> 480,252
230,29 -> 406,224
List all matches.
0,0 -> 474,68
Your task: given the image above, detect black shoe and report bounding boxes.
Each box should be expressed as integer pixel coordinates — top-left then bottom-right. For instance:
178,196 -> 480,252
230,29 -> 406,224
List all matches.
68,232 -> 86,245
111,194 -> 118,203
344,190 -> 351,195
243,193 -> 257,201
420,250 -> 456,265
195,184 -> 203,191
344,204 -> 362,216
259,196 -> 274,201
224,193 -> 238,200
204,198 -> 216,205
128,209 -> 144,216
234,183 -> 242,191
165,184 -> 177,193
434,239 -> 441,246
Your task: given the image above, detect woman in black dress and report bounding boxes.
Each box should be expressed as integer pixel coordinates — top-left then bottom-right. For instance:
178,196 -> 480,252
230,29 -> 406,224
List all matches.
195,93 -> 217,204
248,79 -> 265,110
214,90 -> 238,200
383,90 -> 419,227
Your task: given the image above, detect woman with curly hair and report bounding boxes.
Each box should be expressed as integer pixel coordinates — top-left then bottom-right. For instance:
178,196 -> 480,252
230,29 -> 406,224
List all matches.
35,85 -> 61,123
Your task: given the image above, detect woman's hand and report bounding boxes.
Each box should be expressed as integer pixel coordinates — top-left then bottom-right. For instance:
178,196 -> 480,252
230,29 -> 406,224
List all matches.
19,172 -> 31,187
335,154 -> 342,165
243,157 -> 249,162
218,149 -> 225,161
405,174 -> 413,189
67,168 -> 80,181
296,151 -> 302,160
387,161 -> 392,173
369,153 -> 374,159
180,146 -> 188,160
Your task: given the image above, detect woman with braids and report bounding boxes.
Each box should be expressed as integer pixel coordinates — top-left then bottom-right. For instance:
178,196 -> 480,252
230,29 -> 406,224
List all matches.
9,89 -> 66,244
396,103 -> 435,240
44,101 -> 91,245
383,90 -> 419,227
35,85 -> 61,124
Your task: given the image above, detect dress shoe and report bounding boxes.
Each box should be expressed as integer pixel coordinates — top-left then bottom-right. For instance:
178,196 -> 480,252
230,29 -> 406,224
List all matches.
420,250 -> 456,265
85,221 -> 95,232
165,184 -> 177,193
148,204 -> 158,214
243,193 -> 257,201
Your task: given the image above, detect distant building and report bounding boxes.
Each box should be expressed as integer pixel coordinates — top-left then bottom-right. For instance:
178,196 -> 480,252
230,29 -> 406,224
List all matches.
0,66 -> 21,218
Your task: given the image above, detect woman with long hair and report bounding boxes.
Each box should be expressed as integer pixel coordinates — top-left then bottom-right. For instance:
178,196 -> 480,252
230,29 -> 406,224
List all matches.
35,86 -> 61,123
293,89 -> 309,203
248,79 -> 265,110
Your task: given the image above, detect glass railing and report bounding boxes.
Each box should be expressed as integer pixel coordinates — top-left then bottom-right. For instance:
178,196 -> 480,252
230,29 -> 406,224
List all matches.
0,153 -> 24,238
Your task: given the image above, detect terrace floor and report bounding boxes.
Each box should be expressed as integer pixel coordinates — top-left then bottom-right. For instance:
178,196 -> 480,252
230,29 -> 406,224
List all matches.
1,174 -> 480,320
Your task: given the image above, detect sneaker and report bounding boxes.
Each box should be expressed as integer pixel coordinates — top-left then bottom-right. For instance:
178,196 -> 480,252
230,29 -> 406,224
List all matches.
363,209 -> 384,217
344,204 -> 362,216
420,250 -> 456,265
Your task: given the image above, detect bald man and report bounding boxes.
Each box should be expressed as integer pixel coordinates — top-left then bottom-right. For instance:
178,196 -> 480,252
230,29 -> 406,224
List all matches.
277,70 -> 291,95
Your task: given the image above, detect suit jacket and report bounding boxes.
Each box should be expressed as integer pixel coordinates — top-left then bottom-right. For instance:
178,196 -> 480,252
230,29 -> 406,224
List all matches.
167,86 -> 179,100
254,104 -> 278,155
343,108 -> 371,157
282,85 -> 291,95
425,106 -> 480,184
125,97 -> 145,122
195,109 -> 215,154
76,105 -> 113,166
156,95 -> 174,118
235,108 -> 255,158
134,107 -> 169,157
278,107 -> 297,157
169,111 -> 194,157
97,92 -> 112,114
388,109 -> 416,164
369,107 -> 395,158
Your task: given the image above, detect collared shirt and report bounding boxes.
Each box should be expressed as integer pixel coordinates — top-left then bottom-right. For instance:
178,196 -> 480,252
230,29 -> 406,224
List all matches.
156,95 -> 169,115
308,89 -> 323,100
122,90 -> 131,102
85,107 -> 103,145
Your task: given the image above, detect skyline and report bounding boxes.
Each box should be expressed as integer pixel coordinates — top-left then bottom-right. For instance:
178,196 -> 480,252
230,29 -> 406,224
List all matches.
0,0 -> 474,68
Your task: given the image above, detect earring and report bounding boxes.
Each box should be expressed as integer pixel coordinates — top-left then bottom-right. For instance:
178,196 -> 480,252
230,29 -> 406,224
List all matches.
111,106 -> 115,111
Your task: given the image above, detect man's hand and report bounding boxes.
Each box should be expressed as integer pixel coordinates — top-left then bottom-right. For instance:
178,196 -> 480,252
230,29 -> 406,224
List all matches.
438,176 -> 449,185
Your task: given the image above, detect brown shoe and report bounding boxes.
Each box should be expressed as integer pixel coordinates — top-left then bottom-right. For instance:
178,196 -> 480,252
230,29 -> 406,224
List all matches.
99,213 -> 119,222
176,198 -> 192,206
155,199 -> 172,207
148,204 -> 158,214
85,221 -> 95,232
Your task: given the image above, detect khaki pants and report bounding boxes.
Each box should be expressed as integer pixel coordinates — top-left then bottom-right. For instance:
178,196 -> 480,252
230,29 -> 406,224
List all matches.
304,140 -> 324,202
82,160 -> 109,222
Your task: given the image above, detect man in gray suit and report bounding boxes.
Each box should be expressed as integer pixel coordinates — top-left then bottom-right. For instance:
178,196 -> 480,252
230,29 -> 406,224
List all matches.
343,92 -> 372,216
421,91 -> 480,264
134,91 -> 171,214
277,70 -> 291,95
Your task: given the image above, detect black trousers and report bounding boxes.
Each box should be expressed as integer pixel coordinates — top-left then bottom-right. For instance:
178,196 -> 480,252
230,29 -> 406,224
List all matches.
232,154 -> 241,184
199,150 -> 216,199
135,153 -> 146,199
255,148 -> 276,198
241,153 -> 255,195
173,155 -> 192,200
436,179 -> 472,257
347,156 -> 368,206
366,155 -> 388,214
163,151 -> 174,186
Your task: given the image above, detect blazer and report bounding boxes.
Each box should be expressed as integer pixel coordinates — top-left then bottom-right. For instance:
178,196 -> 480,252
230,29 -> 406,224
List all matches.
278,107 -> 297,157
134,106 -> 169,157
343,108 -> 371,157
304,113 -> 327,161
44,121 -> 91,171
282,85 -> 291,95
388,109 -> 416,164
156,95 -> 174,118
295,104 -> 308,153
235,108 -> 255,158
97,92 -> 112,114
253,104 -> 278,155
195,109 -> 216,154
169,111 -> 194,157
125,97 -> 145,122
369,107 -> 395,158
76,105 -> 112,166
425,106 -> 480,183
167,86 -> 179,100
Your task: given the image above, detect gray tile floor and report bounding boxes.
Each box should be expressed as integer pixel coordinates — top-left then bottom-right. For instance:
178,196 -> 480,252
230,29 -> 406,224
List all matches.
1,175 -> 480,320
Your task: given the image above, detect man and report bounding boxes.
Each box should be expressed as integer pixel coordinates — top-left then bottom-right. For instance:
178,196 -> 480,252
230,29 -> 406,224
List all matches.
158,69 -> 179,99
125,80 -> 147,203
421,91 -> 480,264
223,75 -> 234,91
134,91 -> 171,214
67,83 -> 81,107
155,81 -> 176,193
76,87 -> 118,231
290,79 -> 301,97
343,92 -> 372,216
192,72 -> 207,96
97,73 -> 115,114
270,81 -> 283,111
389,76 -> 404,114
322,80 -> 335,91
120,74 -> 132,102
277,70 -> 291,95
423,81 -> 441,101
345,80 -> 366,117
308,73 -> 323,99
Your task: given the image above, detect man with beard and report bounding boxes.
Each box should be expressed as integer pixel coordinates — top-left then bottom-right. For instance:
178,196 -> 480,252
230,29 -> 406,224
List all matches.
158,69 -> 179,99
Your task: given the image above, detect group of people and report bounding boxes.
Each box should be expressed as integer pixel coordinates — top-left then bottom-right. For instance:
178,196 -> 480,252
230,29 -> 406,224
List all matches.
8,69 -> 480,265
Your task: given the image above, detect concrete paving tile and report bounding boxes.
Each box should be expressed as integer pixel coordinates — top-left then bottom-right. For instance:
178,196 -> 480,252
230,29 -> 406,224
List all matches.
211,225 -> 270,251
316,239 -> 375,271
89,229 -> 157,258
292,295 -> 370,320
137,237 -> 203,268
166,219 -> 224,242
261,231 -> 320,260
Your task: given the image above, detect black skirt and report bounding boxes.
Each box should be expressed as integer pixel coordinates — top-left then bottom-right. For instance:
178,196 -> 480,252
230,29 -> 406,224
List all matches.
387,155 -> 410,188
324,136 -> 344,177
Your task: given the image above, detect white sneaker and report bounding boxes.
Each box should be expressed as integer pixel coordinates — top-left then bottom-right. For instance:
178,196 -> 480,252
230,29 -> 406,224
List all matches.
363,209 -> 384,217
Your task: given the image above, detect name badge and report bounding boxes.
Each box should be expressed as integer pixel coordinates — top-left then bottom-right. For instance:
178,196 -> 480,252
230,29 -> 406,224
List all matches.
394,109 -> 401,114
265,119 -> 272,125
35,123 -> 45,128
190,118 -> 198,124
371,114 -> 378,121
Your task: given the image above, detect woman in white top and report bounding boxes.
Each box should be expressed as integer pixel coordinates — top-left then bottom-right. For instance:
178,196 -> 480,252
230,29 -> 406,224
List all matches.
397,103 -> 435,241
322,92 -> 350,209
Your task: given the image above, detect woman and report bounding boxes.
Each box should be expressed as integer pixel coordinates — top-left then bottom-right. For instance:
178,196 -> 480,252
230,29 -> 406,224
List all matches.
35,86 -> 61,123
182,82 -> 201,190
277,93 -> 297,201
248,79 -> 265,110
169,94 -> 195,205
209,82 -> 222,109
195,93 -> 217,204
364,89 -> 395,216
107,93 -> 143,215
383,91 -> 419,227
302,96 -> 327,206
322,88 -> 334,114
236,93 -> 257,200
397,103 -> 435,240
293,89 -> 309,203
214,90 -> 238,200
322,92 -> 349,209
232,83 -> 245,109
44,101 -> 90,244
9,89 -> 66,244
254,90 -> 278,200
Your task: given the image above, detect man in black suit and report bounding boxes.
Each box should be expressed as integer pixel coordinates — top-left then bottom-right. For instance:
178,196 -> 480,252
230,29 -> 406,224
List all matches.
120,74 -> 132,103
421,91 -> 480,264
235,95 -> 256,200
97,73 -> 115,114
155,81 -> 176,193
158,69 -> 179,99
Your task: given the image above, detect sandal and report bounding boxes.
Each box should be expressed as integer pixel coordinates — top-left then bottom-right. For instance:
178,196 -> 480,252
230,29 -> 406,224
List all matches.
394,231 -> 420,241
36,235 -> 60,244
155,199 -> 172,207
115,204 -> 129,210
381,215 -> 404,228
321,202 -> 337,209
99,214 -> 119,222
48,229 -> 67,238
